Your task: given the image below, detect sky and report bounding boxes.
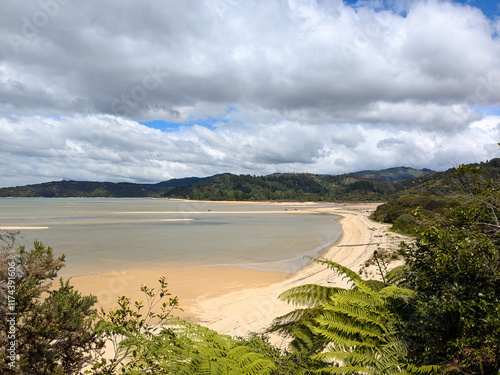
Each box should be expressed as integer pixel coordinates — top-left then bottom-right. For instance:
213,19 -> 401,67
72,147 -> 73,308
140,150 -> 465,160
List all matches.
0,0 -> 499,187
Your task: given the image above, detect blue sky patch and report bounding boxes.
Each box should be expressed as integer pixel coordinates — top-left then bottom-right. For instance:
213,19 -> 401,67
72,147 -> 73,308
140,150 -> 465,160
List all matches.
343,0 -> 499,19
45,115 -> 62,121
454,0 -> 500,19
472,105 -> 500,116
140,116 -> 229,131
140,106 -> 236,131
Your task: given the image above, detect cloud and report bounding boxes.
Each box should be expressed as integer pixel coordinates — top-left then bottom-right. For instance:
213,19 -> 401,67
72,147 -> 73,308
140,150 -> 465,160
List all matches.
0,0 -> 499,186
376,137 -> 405,150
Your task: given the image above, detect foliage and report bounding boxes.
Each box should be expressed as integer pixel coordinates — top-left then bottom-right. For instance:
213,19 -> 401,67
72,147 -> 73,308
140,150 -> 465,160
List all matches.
352,166 -> 434,181
92,278 -> 276,375
391,213 -> 418,235
0,176 -> 216,198
269,258 -> 439,374
168,172 -> 420,201
371,193 -> 463,235
394,163 -> 500,374
372,159 -> 500,234
237,333 -> 323,374
0,231 -> 103,375
90,276 -> 182,373
404,158 -> 500,196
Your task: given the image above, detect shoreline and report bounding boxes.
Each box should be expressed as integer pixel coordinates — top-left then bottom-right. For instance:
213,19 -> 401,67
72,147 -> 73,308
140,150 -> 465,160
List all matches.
188,202 -> 407,339
64,202 -> 407,335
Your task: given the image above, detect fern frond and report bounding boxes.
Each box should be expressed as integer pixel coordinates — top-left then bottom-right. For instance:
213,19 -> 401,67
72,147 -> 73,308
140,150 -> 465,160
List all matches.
385,264 -> 409,286
288,321 -> 328,356
323,306 -> 394,338
268,306 -> 322,335
314,315 -> 385,345
117,319 -> 277,375
323,366 -> 371,374
277,283 -> 342,306
404,363 -> 442,374
364,279 -> 388,292
270,260 -> 436,375
377,285 -> 415,300
323,298 -> 386,326
309,257 -> 372,293
315,327 -> 377,350
329,288 -> 383,309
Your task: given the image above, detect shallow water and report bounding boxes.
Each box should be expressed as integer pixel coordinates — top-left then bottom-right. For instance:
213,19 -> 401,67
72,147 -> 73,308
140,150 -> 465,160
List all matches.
0,198 -> 342,276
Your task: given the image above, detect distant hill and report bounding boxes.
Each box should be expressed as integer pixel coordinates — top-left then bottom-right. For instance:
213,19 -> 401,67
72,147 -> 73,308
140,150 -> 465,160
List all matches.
1,160 -> 498,201
398,158 -> 500,195
371,158 -> 500,233
0,176 -> 219,198
349,166 -> 434,181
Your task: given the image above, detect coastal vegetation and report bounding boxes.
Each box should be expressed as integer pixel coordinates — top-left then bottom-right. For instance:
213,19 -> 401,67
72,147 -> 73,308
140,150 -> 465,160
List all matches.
0,234 -> 103,374
1,158 -> 499,374
372,159 -> 500,235
268,258 -> 438,374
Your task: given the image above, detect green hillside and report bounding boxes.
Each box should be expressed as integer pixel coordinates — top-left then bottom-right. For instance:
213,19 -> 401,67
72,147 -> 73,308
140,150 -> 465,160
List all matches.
0,176 -> 218,198
1,159 -> 499,201
372,158 -> 500,234
350,166 -> 434,181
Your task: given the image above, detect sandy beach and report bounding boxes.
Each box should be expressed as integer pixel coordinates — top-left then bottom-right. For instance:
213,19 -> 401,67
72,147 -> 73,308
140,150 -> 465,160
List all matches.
66,202 -> 407,337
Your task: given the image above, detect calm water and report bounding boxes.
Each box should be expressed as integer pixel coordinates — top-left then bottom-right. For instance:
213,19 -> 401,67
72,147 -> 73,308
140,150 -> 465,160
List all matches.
0,198 -> 342,276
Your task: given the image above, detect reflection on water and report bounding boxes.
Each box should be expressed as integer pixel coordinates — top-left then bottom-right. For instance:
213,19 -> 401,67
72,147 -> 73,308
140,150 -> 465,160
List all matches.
0,198 -> 342,276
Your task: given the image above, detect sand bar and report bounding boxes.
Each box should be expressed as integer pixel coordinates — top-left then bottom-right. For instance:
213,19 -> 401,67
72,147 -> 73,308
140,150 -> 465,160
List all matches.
1,226 -> 49,230
122,210 -> 309,214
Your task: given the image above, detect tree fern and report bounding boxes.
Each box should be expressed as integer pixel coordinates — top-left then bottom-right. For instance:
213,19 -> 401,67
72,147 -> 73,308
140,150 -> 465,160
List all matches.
269,258 -> 440,374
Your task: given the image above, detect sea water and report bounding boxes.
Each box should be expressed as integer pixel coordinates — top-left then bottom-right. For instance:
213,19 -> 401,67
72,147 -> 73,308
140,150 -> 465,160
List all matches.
0,198 -> 342,276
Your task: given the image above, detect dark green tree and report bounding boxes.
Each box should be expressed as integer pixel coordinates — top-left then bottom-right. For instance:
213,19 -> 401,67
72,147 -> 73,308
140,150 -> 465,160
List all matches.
396,164 -> 500,374
0,231 -> 104,374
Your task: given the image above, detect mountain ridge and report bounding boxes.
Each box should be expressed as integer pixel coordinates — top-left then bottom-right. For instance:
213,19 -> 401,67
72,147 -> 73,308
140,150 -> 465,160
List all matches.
0,160 -> 498,200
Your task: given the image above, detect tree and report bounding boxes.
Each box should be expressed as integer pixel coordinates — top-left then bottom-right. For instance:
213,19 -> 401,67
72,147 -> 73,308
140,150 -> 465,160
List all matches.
395,165 -> 500,374
0,231 -> 103,375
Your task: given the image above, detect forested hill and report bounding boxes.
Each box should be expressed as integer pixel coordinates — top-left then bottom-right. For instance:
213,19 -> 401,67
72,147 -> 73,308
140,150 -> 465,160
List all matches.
0,160 -> 498,200
163,169 -> 429,201
350,166 -> 434,181
0,176 -> 218,198
372,157 -> 500,233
